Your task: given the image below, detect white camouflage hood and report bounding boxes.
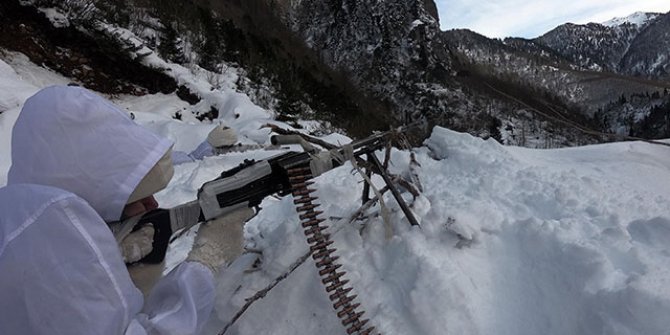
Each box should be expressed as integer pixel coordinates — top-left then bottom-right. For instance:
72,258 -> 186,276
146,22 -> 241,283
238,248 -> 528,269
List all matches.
8,86 -> 173,221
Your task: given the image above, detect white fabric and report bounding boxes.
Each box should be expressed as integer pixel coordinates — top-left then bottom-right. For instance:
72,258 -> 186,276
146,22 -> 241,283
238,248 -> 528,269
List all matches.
120,224 -> 155,263
8,85 -> 173,221
0,86 -> 216,334
206,124 -> 237,148
187,207 -> 254,273
0,184 -> 215,335
172,140 -> 215,164
128,149 -> 175,204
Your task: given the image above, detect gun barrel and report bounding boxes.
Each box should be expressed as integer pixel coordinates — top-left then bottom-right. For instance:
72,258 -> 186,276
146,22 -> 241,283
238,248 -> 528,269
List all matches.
271,135 -> 318,152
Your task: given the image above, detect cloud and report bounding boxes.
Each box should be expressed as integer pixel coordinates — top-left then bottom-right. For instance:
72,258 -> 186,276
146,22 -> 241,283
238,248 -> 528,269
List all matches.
436,0 -> 670,38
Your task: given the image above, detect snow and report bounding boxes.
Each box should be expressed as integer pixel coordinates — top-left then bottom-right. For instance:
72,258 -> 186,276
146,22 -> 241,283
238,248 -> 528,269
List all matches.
38,7 -> 70,28
410,19 -> 425,29
602,12 -> 660,28
2,49 -> 670,335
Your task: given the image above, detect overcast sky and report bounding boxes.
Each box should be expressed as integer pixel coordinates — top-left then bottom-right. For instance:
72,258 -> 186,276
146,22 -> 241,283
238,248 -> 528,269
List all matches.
435,0 -> 670,38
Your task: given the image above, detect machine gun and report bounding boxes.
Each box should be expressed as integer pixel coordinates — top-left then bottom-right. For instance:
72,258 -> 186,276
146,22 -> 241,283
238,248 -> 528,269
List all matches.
109,125 -> 419,264
199,126 -> 420,226
110,125 -> 420,335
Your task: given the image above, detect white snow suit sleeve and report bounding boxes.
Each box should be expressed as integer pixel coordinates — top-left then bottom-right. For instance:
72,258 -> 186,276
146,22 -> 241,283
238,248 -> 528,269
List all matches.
184,140 -> 216,162
171,140 -> 214,165
0,184 -> 215,335
2,86 -> 217,334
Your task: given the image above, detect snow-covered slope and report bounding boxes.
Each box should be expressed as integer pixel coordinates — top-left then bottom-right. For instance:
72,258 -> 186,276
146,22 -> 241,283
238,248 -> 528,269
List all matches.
535,11 -> 670,80
2,51 -> 670,335
198,127 -> 670,335
602,12 -> 660,28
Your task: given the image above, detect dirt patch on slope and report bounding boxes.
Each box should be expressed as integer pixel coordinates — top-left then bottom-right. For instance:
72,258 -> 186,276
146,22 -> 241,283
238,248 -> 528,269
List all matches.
0,0 -> 177,95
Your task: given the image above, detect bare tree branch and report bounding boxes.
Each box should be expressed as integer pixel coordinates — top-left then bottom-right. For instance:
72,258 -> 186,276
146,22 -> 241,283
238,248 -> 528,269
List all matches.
218,252 -> 311,335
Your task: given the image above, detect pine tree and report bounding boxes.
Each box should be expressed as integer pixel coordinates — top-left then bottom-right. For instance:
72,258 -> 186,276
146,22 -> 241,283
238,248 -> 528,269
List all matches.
158,24 -> 185,64
618,94 -> 627,105
198,8 -> 222,71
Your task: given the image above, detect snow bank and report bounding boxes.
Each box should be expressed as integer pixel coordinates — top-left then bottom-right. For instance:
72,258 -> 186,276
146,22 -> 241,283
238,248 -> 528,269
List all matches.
200,127 -> 670,335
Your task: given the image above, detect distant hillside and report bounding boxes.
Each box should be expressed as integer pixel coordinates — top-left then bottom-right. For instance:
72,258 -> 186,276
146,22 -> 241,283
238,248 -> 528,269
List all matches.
443,11 -> 670,140
535,12 -> 670,80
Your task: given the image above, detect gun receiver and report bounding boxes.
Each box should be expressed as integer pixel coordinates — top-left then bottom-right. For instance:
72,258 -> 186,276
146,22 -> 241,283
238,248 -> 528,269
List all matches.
197,127 -> 401,222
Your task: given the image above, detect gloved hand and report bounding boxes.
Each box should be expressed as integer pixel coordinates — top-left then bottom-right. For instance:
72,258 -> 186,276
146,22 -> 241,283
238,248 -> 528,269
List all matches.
186,207 -> 255,273
119,224 -> 154,264
207,124 -> 238,148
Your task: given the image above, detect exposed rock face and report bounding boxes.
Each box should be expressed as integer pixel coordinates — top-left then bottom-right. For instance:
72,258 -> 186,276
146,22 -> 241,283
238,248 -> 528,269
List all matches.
535,22 -> 642,72
275,0 -> 455,124
269,0 -> 670,145
620,13 -> 670,80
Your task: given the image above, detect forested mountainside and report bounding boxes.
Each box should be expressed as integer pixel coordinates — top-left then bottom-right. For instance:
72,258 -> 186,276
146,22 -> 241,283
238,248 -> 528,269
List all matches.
263,0 -> 595,146
536,12 -> 670,80
1,0 -> 668,145
0,0 -> 391,137
443,11 -> 670,139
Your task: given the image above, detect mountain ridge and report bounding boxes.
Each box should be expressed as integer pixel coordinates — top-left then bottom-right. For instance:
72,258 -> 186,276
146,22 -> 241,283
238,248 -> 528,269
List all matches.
535,11 -> 670,80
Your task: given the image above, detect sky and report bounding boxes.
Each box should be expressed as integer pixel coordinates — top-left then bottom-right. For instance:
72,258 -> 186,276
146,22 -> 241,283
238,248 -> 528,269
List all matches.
435,0 -> 670,38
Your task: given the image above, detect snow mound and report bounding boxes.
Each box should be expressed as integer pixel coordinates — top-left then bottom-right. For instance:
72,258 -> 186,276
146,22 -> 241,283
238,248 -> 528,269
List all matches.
195,127 -> 670,335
